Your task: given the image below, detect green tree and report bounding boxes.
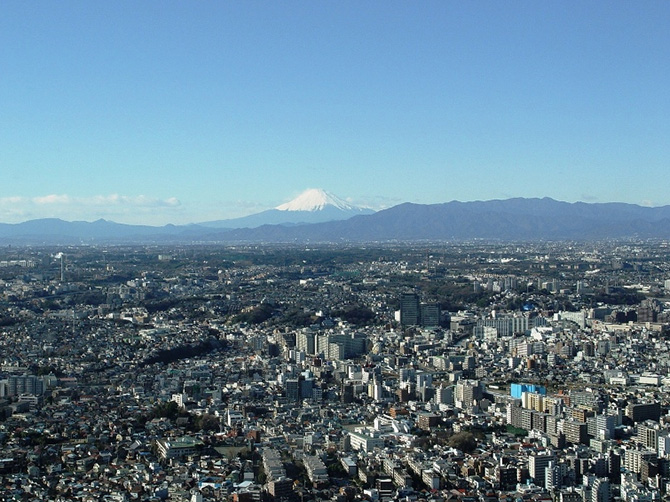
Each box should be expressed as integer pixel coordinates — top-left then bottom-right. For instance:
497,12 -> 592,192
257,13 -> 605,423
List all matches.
447,431 -> 477,453
196,414 -> 220,432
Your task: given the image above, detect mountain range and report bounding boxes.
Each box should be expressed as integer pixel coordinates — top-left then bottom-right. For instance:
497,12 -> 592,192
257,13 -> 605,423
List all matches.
1,192 -> 670,244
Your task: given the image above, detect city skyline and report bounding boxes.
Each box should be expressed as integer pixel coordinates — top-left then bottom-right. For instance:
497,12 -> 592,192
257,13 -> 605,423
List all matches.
2,2 -> 669,225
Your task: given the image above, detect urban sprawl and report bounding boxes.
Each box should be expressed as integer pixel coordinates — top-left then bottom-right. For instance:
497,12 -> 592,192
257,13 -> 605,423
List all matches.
2,242 -> 670,502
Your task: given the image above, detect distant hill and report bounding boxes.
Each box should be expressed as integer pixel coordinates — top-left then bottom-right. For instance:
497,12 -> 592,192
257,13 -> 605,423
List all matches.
0,218 -> 193,245
204,198 -> 670,242
2,198 -> 670,244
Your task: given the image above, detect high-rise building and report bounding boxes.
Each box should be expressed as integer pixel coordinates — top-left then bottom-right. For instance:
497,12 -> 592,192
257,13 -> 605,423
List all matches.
607,450 -> 621,484
658,433 -> 670,458
478,314 -> 533,337
591,477 -> 611,502
637,420 -> 660,450
315,332 -> 367,361
367,378 -> 383,401
285,378 -> 300,402
637,299 -> 661,323
455,379 -> 483,409
564,420 -> 588,445
420,302 -> 440,328
296,329 -> 316,355
435,385 -> 454,405
6,375 -> 46,396
623,446 -> 656,474
626,402 -> 661,424
400,293 -> 420,326
529,452 -> 556,487
545,461 -> 562,491
595,412 -> 620,440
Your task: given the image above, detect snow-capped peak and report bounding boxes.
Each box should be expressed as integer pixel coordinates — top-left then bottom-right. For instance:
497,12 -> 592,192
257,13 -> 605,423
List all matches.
276,189 -> 355,212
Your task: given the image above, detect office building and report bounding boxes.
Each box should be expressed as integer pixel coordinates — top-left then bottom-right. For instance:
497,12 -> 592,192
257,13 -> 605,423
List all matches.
400,293 -> 420,326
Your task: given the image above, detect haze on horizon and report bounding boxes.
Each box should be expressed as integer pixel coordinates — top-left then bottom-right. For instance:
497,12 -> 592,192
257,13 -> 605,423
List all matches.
1,1 -> 669,226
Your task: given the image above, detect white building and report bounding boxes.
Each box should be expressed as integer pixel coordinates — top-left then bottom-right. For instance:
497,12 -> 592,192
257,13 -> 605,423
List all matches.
348,428 -> 384,453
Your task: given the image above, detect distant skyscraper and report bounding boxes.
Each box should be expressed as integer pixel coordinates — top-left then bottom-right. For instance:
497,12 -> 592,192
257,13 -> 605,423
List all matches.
400,293 -> 420,326
420,302 -> 440,328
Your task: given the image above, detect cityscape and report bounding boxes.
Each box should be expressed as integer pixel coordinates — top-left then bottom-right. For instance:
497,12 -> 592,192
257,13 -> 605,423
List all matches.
1,240 -> 670,501
3,2 -> 670,501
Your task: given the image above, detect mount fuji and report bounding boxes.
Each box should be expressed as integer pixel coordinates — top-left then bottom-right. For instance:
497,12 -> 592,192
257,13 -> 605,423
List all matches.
276,188 -> 356,212
199,188 -> 375,229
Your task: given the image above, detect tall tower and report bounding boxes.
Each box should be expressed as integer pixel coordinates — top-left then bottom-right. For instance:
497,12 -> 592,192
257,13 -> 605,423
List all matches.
55,252 -> 65,281
400,293 -> 420,326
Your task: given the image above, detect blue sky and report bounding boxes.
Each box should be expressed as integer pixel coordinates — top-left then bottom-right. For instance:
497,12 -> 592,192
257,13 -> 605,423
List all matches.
1,1 -> 669,225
